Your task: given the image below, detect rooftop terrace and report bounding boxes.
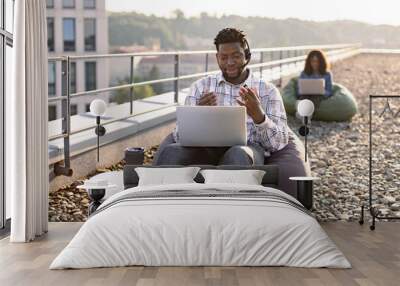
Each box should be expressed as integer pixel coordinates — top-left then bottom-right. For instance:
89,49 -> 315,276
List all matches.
47,44 -> 359,191
48,51 -> 400,223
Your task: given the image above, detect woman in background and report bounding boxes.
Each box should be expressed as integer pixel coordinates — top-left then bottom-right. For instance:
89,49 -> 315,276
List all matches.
297,49 -> 333,109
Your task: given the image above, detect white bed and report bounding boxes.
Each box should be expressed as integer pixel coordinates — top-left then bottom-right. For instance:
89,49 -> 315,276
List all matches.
50,183 -> 351,269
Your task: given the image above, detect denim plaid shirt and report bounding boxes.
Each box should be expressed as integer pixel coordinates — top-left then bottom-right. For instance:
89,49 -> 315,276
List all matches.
173,69 -> 289,156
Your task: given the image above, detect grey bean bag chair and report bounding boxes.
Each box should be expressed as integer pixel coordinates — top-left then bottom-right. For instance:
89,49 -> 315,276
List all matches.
152,129 -> 310,199
282,77 -> 358,122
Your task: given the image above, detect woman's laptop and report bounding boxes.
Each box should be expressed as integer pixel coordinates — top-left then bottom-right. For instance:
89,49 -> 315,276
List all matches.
176,106 -> 247,147
298,78 -> 325,95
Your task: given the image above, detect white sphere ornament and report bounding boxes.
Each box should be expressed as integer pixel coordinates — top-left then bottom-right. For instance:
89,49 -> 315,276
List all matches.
297,99 -> 315,117
90,99 -> 107,116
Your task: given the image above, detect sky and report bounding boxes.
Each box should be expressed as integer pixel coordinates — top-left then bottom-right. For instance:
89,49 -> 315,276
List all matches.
106,0 -> 400,26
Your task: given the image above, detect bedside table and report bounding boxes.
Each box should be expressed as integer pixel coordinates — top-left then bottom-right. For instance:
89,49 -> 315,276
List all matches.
289,176 -> 320,210
88,171 -> 124,200
77,176 -> 120,215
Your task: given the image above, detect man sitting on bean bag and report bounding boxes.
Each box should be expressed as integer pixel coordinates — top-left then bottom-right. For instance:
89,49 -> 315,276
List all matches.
152,28 -> 311,198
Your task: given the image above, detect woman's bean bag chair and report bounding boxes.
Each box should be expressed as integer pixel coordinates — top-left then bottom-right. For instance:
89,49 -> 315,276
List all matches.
282,77 -> 358,122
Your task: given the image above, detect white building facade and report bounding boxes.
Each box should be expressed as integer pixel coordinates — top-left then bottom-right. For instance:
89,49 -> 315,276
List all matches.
46,0 -> 109,120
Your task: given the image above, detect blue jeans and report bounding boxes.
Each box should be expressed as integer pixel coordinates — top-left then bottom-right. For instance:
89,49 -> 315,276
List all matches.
153,134 -> 265,166
153,131 -> 311,198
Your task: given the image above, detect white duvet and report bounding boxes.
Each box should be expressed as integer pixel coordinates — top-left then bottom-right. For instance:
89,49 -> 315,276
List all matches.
50,183 -> 351,269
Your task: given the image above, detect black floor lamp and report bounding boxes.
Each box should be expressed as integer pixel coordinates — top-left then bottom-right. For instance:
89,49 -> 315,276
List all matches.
297,99 -> 315,162
90,99 -> 107,162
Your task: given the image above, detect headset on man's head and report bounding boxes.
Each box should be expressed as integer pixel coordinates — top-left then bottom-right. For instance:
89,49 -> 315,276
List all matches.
215,28 -> 252,65
243,38 -> 252,64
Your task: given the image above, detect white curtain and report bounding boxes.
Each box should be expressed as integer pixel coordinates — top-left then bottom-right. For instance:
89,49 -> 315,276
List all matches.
7,0 -> 49,242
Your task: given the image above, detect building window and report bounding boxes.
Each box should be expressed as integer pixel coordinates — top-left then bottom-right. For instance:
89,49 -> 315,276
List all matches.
70,104 -> 78,116
63,18 -> 75,52
62,0 -> 75,8
48,106 -> 57,121
84,18 -> 96,51
47,17 -> 55,52
84,0 -> 96,9
48,62 -> 56,96
85,62 -> 97,91
46,0 -> 54,8
85,104 -> 91,112
70,62 -> 76,94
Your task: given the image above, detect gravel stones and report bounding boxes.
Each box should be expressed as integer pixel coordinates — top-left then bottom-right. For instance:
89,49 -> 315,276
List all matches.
50,54 -> 400,223
49,146 -> 158,222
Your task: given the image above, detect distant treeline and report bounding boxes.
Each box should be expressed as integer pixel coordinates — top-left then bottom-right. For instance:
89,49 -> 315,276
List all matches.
108,10 -> 400,50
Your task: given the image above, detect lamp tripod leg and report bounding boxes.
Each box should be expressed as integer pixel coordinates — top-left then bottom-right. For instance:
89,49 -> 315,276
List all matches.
97,132 -> 100,162
96,116 -> 100,163
305,130 -> 307,162
304,116 -> 308,162
359,204 -> 364,225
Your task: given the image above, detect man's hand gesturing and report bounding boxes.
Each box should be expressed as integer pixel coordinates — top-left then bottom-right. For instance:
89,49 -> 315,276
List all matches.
237,86 -> 266,124
198,92 -> 217,106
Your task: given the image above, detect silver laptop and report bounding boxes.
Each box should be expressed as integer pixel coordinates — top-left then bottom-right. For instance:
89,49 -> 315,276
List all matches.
176,106 -> 247,147
298,78 -> 325,95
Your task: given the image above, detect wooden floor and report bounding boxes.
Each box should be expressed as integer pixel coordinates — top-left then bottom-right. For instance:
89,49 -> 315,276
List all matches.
0,222 -> 399,286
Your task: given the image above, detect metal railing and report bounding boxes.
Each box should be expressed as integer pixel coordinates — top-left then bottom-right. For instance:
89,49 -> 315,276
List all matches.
49,43 -> 361,175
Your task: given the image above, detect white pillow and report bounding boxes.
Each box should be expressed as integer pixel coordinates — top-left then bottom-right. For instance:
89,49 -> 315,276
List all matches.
135,167 -> 201,186
200,169 -> 266,185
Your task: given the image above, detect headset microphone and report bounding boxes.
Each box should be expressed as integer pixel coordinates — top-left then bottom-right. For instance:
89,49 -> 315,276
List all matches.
241,38 -> 252,69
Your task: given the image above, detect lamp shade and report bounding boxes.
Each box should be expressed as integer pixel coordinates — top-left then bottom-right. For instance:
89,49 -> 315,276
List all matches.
297,99 -> 315,117
90,99 -> 107,116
